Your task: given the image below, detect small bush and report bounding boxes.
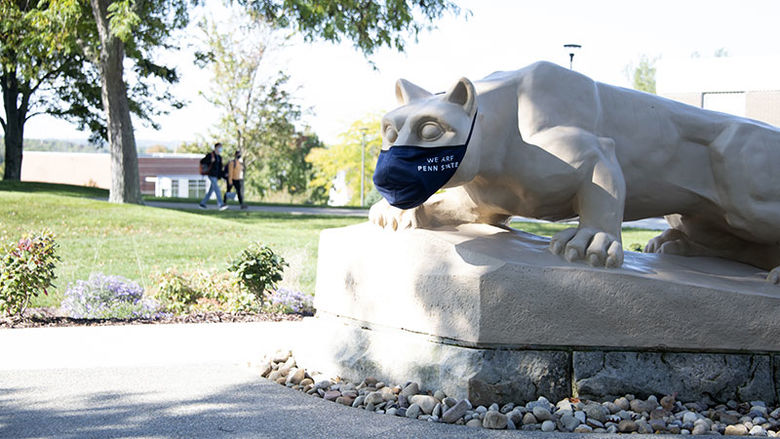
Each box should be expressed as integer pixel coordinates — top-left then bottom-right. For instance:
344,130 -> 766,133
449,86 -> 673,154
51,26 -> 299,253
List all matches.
61,273 -> 165,319
266,288 -> 314,315
227,242 -> 287,306
149,269 -> 262,314
0,230 -> 60,317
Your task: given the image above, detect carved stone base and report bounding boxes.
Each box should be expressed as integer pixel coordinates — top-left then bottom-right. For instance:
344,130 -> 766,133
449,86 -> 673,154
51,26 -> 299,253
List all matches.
293,315 -> 778,405
297,223 -> 780,404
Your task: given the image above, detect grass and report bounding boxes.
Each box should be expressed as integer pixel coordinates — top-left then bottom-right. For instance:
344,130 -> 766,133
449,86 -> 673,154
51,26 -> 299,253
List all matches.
0,182 -> 363,308
0,182 -> 661,308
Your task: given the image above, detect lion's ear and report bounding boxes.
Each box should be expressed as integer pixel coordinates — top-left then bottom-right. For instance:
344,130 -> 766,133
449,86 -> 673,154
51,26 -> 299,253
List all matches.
444,77 -> 477,117
395,79 -> 432,105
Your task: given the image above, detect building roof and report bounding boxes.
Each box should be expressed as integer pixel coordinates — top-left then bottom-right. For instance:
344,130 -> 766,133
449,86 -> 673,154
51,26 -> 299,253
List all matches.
657,56 -> 780,94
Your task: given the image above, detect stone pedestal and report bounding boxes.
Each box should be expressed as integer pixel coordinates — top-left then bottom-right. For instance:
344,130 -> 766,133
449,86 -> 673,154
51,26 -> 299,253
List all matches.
295,222 -> 780,405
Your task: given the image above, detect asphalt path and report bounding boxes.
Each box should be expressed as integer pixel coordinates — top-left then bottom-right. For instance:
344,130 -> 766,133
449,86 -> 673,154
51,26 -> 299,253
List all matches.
0,322 -> 708,439
145,200 -> 669,230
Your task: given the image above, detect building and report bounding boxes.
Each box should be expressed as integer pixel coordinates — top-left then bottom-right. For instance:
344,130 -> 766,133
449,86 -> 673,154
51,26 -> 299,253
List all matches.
657,56 -> 780,126
21,151 -> 208,198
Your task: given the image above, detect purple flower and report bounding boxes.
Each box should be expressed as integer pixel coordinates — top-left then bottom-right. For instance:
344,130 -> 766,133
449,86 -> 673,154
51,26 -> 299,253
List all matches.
62,273 -> 165,320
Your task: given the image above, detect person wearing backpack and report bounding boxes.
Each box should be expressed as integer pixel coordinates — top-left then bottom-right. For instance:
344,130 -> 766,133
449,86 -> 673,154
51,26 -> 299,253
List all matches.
222,150 -> 246,209
198,143 -> 228,210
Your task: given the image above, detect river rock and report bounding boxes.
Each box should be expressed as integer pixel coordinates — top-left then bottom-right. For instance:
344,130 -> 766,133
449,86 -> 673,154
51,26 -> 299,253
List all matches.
533,406 -> 552,421
618,420 -> 638,433
559,413 -> 580,432
483,411 -> 508,430
442,400 -> 469,424
725,424 -> 748,436
410,395 -> 438,414
406,403 -> 422,419
323,390 -> 340,401
466,419 -> 483,428
584,403 -> 610,423
400,382 -> 419,398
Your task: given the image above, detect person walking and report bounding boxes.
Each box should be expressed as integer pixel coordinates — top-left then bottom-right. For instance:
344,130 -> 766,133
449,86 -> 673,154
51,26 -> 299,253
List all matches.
198,143 -> 228,210
223,150 -> 247,209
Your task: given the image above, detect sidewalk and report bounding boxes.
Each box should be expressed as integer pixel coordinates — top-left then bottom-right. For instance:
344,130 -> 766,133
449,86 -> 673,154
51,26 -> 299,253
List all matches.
0,321 -> 704,438
146,200 -> 669,230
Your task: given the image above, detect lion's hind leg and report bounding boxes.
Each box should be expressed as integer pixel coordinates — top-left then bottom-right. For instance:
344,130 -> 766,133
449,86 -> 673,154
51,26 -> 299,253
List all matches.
646,214 -> 780,284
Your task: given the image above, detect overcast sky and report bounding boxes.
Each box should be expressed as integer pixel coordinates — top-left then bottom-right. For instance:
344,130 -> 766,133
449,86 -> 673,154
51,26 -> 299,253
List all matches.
23,0 -> 780,146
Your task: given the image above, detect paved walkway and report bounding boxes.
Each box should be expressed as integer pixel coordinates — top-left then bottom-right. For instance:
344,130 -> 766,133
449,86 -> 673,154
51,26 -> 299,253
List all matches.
1,322 -> 704,438
146,200 -> 669,230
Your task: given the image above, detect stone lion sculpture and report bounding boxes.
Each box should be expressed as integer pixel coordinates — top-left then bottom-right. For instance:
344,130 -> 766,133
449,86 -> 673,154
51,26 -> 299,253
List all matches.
369,61 -> 780,284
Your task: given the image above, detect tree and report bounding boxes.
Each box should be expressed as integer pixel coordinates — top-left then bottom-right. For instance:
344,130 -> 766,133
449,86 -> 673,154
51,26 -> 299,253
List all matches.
197,14 -> 308,198
241,0 -> 463,57
0,0 -> 92,180
92,0 -> 461,203
306,114 -> 381,206
86,0 -> 190,203
626,54 -> 657,94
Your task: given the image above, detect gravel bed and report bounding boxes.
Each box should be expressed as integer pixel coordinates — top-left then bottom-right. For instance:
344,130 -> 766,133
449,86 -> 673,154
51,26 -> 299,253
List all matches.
0,307 -> 302,329
258,351 -> 780,435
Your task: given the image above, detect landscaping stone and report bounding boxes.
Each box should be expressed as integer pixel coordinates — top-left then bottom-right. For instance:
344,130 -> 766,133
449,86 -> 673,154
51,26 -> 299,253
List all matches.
442,399 -> 469,424
405,403 -> 422,419
409,395 -> 437,415
541,420 -> 555,432
574,351 -> 775,403
483,411 -> 507,429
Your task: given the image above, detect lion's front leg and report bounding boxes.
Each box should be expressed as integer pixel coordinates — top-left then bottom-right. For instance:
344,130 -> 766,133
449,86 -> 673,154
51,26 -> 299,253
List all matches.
369,186 -> 509,230
531,129 -> 626,268
369,198 -> 425,230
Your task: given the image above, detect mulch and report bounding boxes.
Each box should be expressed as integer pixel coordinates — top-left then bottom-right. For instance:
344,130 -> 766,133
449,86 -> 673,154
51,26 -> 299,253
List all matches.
0,307 -> 304,329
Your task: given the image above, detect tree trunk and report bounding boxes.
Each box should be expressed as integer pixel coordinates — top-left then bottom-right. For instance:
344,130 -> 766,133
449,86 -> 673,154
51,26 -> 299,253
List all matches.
90,0 -> 143,204
1,67 -> 26,181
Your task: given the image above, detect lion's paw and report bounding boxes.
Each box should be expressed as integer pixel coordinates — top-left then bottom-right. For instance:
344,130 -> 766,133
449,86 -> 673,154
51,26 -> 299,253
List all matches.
549,227 -> 623,268
644,228 -> 690,255
368,199 -> 422,231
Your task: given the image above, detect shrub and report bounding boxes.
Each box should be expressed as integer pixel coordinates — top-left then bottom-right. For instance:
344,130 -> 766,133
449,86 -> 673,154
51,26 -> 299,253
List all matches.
149,269 -> 200,314
149,268 -> 262,314
61,273 -> 165,319
266,287 -> 314,315
0,230 -> 60,317
628,243 -> 644,253
227,242 -> 287,306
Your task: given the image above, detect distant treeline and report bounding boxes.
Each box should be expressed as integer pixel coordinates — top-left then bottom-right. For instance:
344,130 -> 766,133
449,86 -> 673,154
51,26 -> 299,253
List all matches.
24,138 -> 104,153
0,137 -> 177,156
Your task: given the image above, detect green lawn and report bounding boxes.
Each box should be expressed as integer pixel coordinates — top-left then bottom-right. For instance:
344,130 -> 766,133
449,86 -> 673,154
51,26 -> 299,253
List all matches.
0,182 -> 661,308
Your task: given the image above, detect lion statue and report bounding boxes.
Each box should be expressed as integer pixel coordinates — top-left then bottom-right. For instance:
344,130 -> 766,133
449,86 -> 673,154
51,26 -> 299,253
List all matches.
369,61 -> 780,284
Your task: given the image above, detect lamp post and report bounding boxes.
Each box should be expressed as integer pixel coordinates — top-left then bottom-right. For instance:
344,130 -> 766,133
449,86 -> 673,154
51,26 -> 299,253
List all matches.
563,43 -> 582,69
359,127 -> 368,206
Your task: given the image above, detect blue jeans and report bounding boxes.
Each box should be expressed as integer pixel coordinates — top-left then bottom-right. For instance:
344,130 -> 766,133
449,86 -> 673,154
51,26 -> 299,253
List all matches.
200,176 -> 224,207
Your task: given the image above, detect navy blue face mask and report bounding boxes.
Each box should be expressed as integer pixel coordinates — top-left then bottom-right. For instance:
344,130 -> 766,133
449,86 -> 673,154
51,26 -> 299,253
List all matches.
373,111 -> 477,210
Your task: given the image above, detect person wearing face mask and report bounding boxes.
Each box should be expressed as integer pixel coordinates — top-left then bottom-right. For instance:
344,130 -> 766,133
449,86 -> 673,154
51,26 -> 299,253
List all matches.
198,142 -> 228,210
223,150 -> 246,210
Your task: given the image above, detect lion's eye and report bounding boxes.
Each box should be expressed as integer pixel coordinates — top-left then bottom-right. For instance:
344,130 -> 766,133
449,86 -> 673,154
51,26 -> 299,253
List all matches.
419,122 -> 443,141
384,124 -> 398,143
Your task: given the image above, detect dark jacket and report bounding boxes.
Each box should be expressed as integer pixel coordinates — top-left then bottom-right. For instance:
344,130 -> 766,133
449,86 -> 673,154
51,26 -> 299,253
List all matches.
203,152 -> 223,178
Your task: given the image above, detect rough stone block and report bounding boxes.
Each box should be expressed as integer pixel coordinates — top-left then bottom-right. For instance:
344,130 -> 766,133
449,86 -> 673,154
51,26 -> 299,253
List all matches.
293,315 -> 570,406
573,351 -> 776,404
315,223 -> 780,352
775,354 -> 780,404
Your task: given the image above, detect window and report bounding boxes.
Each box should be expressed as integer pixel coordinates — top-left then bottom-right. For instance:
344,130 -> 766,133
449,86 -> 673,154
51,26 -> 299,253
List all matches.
171,179 -> 180,198
188,179 -> 206,198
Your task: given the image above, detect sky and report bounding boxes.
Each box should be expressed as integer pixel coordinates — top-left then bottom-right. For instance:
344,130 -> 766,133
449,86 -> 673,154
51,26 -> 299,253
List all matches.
23,0 -> 780,146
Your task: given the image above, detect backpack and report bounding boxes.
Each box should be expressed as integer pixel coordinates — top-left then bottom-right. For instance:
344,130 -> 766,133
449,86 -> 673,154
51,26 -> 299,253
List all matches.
199,153 -> 213,175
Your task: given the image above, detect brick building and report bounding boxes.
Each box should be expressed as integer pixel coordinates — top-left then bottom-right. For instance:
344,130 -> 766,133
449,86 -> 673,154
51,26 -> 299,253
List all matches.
657,56 -> 780,126
21,151 -> 207,198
